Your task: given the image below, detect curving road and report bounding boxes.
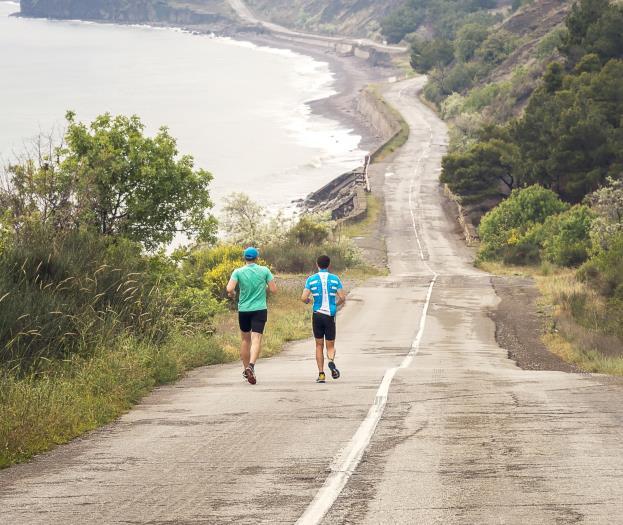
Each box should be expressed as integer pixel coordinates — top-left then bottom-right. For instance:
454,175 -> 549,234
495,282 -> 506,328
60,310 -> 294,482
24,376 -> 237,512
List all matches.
1,79 -> 623,524
226,0 -> 408,54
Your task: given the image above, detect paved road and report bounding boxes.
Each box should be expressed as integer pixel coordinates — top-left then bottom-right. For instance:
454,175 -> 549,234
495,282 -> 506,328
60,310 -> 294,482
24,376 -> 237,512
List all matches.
1,77 -> 623,524
226,0 -> 408,54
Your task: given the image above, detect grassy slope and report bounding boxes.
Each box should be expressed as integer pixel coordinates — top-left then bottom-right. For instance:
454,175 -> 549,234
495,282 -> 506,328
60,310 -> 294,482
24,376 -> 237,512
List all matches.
245,0 -> 402,39
0,265 -> 381,469
0,282 -> 309,468
479,261 -> 623,376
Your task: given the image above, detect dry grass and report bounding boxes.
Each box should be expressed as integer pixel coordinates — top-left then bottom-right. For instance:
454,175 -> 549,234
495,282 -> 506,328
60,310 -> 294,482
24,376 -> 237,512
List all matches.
336,193 -> 383,240
481,261 -> 623,376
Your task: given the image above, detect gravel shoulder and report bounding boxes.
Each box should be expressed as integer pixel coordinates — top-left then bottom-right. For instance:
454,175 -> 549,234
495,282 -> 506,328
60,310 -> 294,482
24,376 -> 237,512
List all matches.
489,275 -> 581,373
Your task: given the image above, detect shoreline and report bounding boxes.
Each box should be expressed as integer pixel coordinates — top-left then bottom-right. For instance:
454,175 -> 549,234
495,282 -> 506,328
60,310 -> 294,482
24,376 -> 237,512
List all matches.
240,32 -> 399,155
10,4 -> 399,171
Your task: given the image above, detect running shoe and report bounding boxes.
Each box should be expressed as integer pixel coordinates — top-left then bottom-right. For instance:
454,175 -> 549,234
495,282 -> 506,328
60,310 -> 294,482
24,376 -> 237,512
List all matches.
242,369 -> 248,380
328,361 -> 340,380
316,372 -> 326,383
245,366 -> 257,385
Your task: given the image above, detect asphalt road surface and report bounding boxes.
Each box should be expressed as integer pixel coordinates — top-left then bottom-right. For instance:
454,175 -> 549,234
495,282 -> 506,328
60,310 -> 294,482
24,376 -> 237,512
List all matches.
1,78 -> 623,525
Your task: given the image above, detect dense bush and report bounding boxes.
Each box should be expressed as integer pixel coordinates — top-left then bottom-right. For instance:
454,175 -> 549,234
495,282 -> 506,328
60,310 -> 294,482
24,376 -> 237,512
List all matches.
579,232 -> 623,300
474,30 -> 519,65
478,185 -> 568,260
438,0 -> 623,209
441,138 -> 517,203
410,38 -> 454,73
454,23 -> 490,62
261,240 -> 358,274
288,216 -> 330,245
0,231 -> 173,370
540,205 -> 595,266
381,0 -> 501,43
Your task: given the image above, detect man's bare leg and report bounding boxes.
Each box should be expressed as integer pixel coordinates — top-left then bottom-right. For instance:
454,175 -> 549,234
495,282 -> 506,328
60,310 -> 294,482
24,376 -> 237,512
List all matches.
326,340 -> 336,361
326,340 -> 340,379
250,332 -> 263,365
315,338 -> 325,373
240,331 -> 251,369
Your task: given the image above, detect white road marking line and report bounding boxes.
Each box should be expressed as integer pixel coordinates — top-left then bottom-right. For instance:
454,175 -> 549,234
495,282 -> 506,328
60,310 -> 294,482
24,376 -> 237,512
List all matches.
296,82 -> 439,525
296,277 -> 435,525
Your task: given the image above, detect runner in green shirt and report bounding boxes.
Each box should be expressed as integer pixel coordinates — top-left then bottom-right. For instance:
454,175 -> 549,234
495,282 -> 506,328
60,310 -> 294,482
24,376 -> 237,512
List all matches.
226,247 -> 276,385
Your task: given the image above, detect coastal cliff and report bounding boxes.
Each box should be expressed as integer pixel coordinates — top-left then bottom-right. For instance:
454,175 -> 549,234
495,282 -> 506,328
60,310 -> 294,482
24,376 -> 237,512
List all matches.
19,0 -> 236,28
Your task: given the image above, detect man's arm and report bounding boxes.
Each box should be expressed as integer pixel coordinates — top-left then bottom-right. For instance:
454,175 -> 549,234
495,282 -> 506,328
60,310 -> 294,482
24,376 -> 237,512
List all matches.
267,279 -> 277,294
226,278 -> 237,298
301,288 -> 312,304
336,289 -> 346,306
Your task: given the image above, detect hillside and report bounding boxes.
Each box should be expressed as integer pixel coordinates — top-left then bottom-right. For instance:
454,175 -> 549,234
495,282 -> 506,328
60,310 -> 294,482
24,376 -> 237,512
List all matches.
245,0 -> 403,40
19,0 -> 237,28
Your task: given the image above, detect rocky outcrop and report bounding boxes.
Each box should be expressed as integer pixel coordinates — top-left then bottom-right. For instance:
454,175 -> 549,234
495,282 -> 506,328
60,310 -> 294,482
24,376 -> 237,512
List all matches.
20,0 -> 233,27
304,169 -> 368,223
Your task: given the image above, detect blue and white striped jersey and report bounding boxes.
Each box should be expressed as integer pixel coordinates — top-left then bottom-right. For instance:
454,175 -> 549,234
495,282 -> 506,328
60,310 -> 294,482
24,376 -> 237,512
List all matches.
305,270 -> 343,316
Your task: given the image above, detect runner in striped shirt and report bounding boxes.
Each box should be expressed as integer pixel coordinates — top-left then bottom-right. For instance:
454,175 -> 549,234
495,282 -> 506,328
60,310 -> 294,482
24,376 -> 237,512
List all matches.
301,255 -> 346,383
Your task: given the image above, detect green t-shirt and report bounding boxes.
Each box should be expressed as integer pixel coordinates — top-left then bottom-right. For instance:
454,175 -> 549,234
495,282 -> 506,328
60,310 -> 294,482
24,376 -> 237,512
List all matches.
231,264 -> 274,312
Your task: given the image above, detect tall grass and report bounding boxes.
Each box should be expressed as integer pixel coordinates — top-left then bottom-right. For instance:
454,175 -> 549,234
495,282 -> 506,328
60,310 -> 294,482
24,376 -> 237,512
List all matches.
0,283 -> 310,469
261,240 -> 360,274
0,232 -> 173,371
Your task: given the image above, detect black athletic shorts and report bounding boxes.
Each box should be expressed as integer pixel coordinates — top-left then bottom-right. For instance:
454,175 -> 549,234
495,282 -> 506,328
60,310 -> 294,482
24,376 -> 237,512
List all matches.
312,312 -> 336,341
238,309 -> 268,334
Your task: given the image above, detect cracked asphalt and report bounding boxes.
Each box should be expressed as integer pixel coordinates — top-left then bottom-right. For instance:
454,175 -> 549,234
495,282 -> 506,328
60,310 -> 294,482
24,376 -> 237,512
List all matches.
1,77 -> 622,525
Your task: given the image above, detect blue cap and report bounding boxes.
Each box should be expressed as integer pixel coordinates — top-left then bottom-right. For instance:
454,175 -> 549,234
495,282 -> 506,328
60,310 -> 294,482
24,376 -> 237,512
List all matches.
244,247 -> 259,260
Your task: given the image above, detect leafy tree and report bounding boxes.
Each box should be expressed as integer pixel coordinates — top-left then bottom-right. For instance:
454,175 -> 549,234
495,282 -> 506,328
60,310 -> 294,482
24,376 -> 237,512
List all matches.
220,192 -> 289,246
1,113 -> 216,250
455,23 -> 489,62
543,62 -> 564,93
512,60 -> 623,202
560,0 -> 622,65
381,4 -> 424,44
410,37 -> 454,73
382,0 -> 501,44
62,112 -> 216,249
475,30 -> 518,65
441,138 -> 518,203
220,192 -> 266,245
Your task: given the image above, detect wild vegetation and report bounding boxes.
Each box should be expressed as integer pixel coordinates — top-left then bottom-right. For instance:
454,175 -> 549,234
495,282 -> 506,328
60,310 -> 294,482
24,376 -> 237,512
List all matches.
0,112 -> 365,468
396,0 -> 623,372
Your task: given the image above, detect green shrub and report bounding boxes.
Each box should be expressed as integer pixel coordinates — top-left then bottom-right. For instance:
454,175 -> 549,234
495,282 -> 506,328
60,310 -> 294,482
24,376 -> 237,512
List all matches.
475,30 -> 519,65
204,258 -> 244,299
288,216 -> 330,245
536,27 -> 566,58
192,244 -> 269,299
579,232 -> 623,298
541,205 -> 595,266
462,82 -> 511,113
478,185 -> 569,261
443,61 -> 485,93
261,240 -> 358,274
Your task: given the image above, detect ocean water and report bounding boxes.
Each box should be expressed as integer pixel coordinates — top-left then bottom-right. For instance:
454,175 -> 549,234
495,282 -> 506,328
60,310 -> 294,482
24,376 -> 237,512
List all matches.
0,1 -> 365,213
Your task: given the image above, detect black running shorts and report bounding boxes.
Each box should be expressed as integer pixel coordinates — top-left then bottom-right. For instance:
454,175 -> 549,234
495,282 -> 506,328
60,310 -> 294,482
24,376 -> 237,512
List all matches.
238,309 -> 268,334
312,312 -> 336,341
